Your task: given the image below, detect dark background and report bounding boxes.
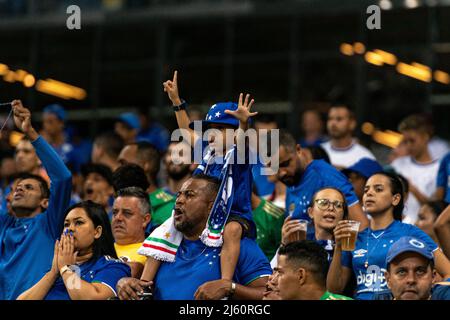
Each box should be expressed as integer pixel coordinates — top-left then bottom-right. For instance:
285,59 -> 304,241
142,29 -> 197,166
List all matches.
1,0 -> 449,143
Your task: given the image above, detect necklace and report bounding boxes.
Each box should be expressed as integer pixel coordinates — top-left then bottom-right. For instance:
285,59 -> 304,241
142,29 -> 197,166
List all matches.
180,244 -> 208,261
364,230 -> 386,268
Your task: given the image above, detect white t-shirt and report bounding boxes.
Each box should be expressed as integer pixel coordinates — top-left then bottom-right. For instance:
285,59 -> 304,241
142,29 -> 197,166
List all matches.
321,140 -> 376,169
429,137 -> 450,161
391,156 -> 440,225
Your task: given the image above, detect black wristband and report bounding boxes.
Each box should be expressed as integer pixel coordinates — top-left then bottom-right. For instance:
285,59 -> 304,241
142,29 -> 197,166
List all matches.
173,99 -> 187,112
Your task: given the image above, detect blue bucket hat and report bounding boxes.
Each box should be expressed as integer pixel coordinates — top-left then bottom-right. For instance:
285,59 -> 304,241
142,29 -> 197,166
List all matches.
189,102 -> 240,130
342,158 -> 383,179
117,112 -> 140,130
43,104 -> 66,121
386,236 -> 434,265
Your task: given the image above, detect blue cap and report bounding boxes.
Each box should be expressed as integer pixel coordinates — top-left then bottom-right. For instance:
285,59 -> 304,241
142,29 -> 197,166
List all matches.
386,237 -> 434,265
43,104 -> 66,121
189,102 -> 240,130
342,158 -> 383,179
118,112 -> 140,130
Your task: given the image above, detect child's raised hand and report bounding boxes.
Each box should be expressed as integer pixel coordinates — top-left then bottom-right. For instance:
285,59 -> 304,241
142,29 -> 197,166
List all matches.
163,70 -> 182,106
225,93 -> 257,123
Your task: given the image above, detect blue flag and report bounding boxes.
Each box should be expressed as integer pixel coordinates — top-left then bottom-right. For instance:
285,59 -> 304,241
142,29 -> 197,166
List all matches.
200,146 -> 235,247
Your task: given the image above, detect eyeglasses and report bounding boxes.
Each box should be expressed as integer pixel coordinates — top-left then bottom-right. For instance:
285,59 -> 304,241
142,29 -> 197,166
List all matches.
314,198 -> 344,211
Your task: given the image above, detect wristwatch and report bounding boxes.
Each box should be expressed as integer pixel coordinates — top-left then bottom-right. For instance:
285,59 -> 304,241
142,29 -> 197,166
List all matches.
173,99 -> 187,112
60,265 -> 75,276
229,281 -> 236,297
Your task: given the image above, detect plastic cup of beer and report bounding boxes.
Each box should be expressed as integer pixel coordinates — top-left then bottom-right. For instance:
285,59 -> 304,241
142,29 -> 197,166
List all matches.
341,220 -> 360,251
288,219 -> 308,243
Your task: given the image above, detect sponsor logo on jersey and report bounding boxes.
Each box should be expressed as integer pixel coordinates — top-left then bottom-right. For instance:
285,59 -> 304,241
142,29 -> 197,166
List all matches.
357,265 -> 387,291
353,249 -> 367,258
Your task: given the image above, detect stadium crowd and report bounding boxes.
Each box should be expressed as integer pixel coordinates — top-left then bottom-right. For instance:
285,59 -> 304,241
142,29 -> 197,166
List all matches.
0,70 -> 449,300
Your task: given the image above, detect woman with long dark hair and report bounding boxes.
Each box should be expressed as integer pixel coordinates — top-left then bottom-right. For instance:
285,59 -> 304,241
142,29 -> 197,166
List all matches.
18,201 -> 130,300
327,172 -> 450,300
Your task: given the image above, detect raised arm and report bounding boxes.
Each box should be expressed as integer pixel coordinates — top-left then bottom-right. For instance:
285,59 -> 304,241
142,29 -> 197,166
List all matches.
12,100 -> 39,142
225,93 -> 257,132
224,93 -> 257,162
433,248 -> 450,279
12,100 -> 72,239
434,204 -> 450,259
163,71 -> 199,147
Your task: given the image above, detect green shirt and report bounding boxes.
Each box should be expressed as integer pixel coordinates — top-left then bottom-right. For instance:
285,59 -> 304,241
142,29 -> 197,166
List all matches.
149,188 -> 176,226
320,291 -> 353,300
252,199 -> 285,260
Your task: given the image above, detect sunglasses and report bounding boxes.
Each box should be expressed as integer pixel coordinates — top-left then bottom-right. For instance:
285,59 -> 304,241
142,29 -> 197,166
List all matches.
314,198 -> 344,211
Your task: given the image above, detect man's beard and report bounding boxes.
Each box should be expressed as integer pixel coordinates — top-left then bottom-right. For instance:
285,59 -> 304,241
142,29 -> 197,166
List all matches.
167,165 -> 191,181
174,220 -> 196,235
329,128 -> 347,140
280,168 -> 302,187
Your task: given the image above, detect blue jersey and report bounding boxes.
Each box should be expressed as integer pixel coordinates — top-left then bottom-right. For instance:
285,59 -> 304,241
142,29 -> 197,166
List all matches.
252,159 -> 275,198
193,143 -> 255,237
286,159 -> 359,220
0,184 -> 11,215
306,233 -> 335,264
45,256 -> 130,300
0,136 -> 72,300
431,278 -> 450,300
154,238 -> 272,300
341,220 -> 438,300
436,152 -> 450,203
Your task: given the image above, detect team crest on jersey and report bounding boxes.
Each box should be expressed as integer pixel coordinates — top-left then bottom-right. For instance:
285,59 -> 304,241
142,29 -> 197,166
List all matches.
353,249 -> 367,258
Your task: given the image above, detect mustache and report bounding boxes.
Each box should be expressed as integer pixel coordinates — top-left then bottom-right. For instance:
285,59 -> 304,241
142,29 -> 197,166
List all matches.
174,206 -> 185,215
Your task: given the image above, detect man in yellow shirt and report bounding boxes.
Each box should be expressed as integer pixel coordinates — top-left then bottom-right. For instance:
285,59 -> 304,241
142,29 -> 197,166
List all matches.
112,187 -> 151,278
118,141 -> 176,231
